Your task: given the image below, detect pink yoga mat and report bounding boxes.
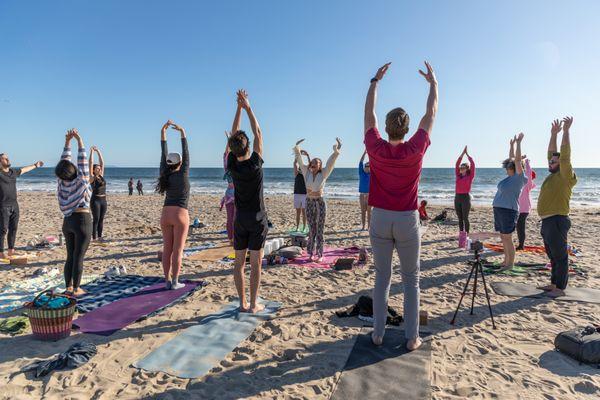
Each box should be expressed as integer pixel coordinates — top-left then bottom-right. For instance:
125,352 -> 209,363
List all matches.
287,247 -> 361,269
72,280 -> 206,336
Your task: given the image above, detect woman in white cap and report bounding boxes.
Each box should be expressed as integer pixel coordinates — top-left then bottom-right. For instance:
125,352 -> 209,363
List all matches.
156,120 -> 189,290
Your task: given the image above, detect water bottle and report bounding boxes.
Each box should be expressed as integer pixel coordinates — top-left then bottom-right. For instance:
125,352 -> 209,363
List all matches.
59,234 -> 63,246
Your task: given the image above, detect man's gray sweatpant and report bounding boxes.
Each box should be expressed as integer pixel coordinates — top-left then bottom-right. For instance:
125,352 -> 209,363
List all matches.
369,208 -> 420,340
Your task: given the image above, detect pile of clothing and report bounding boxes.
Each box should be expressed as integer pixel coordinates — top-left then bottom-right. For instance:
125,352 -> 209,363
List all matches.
22,342 -> 97,377
336,295 -> 403,326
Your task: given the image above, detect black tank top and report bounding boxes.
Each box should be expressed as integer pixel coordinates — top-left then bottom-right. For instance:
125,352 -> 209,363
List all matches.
294,172 -> 306,195
92,176 -> 106,196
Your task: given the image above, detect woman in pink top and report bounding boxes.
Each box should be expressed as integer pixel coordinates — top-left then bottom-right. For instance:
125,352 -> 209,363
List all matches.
455,146 -> 475,236
364,61 -> 437,351
516,158 -> 536,250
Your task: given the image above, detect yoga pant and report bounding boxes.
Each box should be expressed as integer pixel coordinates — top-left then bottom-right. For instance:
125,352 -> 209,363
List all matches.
493,207 -> 518,234
137,189 -> 143,195
0,204 -> 19,252
306,197 -> 326,257
233,212 -> 268,251
62,212 -> 92,288
454,193 -> 471,232
160,206 -> 190,277
91,196 -> 107,239
541,215 -> 571,290
128,188 -> 133,196
516,212 -> 529,248
369,208 -> 420,340
226,202 -> 235,242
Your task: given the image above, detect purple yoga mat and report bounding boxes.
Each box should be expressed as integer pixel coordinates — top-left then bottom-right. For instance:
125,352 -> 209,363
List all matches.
72,280 -> 205,336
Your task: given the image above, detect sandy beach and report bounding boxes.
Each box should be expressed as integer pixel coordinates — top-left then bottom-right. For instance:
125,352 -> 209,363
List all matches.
0,192 -> 599,399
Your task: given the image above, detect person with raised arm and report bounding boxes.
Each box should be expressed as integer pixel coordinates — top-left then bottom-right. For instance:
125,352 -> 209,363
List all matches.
89,146 -> 107,242
537,117 -> 577,297
516,157 -> 536,250
358,150 -> 372,231
0,153 -> 43,259
55,129 -> 92,296
156,120 -> 190,290
292,149 -> 310,232
364,61 -> 437,351
294,137 -> 342,261
454,145 -> 475,246
492,133 -> 527,271
221,131 -> 236,245
227,89 -> 268,313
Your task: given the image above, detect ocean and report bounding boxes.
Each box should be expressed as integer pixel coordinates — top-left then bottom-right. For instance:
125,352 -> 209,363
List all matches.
13,167 -> 600,207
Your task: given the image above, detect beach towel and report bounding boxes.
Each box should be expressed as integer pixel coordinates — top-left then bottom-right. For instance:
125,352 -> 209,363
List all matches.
133,300 -> 281,378
331,328 -> 431,400
0,272 -> 98,314
187,244 -> 234,262
491,282 -> 600,304
287,247 -> 361,269
73,280 -> 206,336
183,243 -> 216,257
76,275 -> 163,313
484,261 -> 584,276
484,243 -> 580,256
0,316 -> 30,335
22,342 -> 97,378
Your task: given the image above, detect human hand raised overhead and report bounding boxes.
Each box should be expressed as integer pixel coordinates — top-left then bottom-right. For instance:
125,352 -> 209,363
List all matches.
34,161 -> 44,168
295,139 -> 305,146
373,62 -> 391,81
237,89 -> 250,110
562,116 -> 573,131
335,137 -> 342,151
170,122 -> 184,132
162,120 -> 173,133
300,150 -> 309,156
551,119 -> 562,135
516,132 -> 524,142
418,61 -> 437,85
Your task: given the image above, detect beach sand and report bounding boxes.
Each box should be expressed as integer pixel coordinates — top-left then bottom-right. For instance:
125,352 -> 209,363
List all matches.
1,192 -> 599,399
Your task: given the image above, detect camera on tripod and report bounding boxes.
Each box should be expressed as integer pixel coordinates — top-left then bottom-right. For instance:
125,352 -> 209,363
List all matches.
467,239 -> 484,253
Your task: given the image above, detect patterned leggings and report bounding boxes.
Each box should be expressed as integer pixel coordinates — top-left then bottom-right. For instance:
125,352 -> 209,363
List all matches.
306,197 -> 326,257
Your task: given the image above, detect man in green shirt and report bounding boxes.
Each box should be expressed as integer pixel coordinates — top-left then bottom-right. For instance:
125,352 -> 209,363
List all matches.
536,117 -> 577,297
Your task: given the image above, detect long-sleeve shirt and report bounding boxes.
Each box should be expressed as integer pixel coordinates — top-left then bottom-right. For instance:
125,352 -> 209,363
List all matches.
294,145 -> 340,198
57,146 -> 92,216
455,155 -> 475,194
517,159 -> 536,213
160,138 -> 190,209
358,160 -> 370,194
537,143 -> 577,218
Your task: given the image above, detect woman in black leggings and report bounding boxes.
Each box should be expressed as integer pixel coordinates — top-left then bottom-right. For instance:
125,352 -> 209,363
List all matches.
454,146 -> 475,244
89,146 -> 107,241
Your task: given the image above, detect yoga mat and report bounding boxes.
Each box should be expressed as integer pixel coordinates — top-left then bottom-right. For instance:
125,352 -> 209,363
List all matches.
287,246 -> 361,269
491,282 -> 600,304
73,280 -> 206,336
76,275 -> 163,313
331,328 -> 432,400
187,244 -> 234,262
483,243 -> 579,256
183,243 -> 216,257
133,300 -> 281,378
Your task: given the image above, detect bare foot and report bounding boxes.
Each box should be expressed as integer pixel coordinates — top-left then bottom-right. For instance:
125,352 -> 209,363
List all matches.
316,257 -> 323,263
239,301 -> 250,313
407,337 -> 423,351
546,288 -> 565,298
73,288 -> 86,297
537,284 -> 556,291
65,286 -> 74,294
371,332 -> 383,346
0,252 -> 6,260
7,249 -> 15,257
249,303 -> 265,314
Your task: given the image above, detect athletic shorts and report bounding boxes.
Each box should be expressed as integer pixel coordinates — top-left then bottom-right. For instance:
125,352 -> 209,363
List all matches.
293,194 -> 307,209
493,207 -> 518,234
234,213 -> 269,251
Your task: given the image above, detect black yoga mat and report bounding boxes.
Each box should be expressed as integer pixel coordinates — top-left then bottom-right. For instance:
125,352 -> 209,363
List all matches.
491,282 -> 600,304
330,328 -> 432,400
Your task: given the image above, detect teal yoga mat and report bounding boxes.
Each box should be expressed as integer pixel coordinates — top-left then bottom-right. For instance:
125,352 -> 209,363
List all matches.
133,300 -> 281,378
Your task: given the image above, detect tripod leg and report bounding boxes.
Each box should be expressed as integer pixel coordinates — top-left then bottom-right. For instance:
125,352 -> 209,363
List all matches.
450,263 -> 476,325
470,263 -> 479,315
478,262 -> 497,329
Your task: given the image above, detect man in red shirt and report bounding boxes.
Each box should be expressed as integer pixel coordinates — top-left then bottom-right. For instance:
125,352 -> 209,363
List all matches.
364,61 -> 437,351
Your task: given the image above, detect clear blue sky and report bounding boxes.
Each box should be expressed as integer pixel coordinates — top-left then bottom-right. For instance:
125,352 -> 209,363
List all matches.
1,0 -> 598,168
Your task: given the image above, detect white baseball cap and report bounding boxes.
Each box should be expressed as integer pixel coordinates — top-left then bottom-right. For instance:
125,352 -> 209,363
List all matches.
166,152 -> 181,165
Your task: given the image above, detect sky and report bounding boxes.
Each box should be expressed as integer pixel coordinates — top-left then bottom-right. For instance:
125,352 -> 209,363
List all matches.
1,0 -> 599,168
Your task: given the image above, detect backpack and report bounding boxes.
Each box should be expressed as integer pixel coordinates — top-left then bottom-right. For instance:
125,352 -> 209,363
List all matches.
276,246 -> 303,259
554,326 -> 600,366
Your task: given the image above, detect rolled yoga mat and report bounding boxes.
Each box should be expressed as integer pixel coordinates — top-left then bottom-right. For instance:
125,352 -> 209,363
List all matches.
330,328 -> 432,400
133,300 -> 281,378
491,281 -> 600,304
72,280 -> 207,336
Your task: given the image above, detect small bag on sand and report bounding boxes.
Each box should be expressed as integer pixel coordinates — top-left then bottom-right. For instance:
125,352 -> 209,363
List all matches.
554,326 -> 600,366
277,246 -> 303,259
333,258 -> 356,271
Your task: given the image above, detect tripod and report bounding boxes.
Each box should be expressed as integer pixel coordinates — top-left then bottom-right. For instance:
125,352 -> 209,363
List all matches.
450,248 -> 497,329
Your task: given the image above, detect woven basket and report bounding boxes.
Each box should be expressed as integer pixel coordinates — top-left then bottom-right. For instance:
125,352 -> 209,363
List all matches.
25,290 -> 77,341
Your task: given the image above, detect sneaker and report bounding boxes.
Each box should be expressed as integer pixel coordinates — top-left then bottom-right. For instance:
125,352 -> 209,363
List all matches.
104,266 -> 120,277
171,281 -> 185,290
118,265 -> 127,275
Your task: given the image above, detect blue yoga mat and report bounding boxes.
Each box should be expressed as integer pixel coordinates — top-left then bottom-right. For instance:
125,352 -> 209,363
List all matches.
133,300 -> 281,378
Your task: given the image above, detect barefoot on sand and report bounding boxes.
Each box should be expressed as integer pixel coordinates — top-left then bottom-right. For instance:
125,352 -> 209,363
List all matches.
407,337 -> 423,351
248,303 -> 265,314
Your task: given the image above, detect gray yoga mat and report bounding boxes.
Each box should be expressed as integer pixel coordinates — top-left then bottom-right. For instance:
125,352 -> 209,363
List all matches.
330,328 -> 432,400
491,282 -> 600,304
133,300 -> 281,378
